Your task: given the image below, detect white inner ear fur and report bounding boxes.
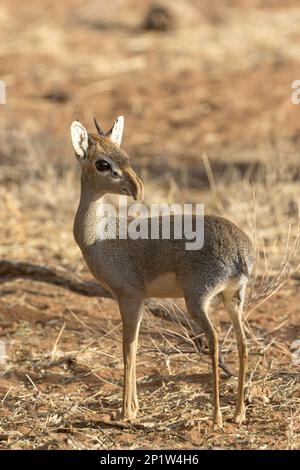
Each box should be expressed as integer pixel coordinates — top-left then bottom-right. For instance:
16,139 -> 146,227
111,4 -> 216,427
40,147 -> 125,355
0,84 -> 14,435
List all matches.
71,121 -> 89,158
110,116 -> 124,147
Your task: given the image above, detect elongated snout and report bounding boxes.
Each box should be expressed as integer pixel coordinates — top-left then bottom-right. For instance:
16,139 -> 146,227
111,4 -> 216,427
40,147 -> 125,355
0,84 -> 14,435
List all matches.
123,168 -> 144,201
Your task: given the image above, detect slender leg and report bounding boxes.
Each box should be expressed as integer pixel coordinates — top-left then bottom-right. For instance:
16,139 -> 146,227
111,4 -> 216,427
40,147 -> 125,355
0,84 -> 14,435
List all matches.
223,283 -> 248,425
185,293 -> 222,429
118,294 -> 144,420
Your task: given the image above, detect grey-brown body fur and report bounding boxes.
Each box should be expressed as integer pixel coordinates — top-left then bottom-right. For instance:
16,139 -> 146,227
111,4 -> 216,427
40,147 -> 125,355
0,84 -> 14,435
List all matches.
71,117 -> 255,428
74,206 -> 254,300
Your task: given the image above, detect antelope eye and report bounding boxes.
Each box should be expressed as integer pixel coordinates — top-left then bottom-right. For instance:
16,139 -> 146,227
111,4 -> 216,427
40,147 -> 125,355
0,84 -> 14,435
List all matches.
95,159 -> 110,172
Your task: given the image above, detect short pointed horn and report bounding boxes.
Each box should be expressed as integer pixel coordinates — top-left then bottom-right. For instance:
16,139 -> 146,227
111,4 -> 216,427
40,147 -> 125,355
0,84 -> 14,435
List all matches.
93,117 -> 104,136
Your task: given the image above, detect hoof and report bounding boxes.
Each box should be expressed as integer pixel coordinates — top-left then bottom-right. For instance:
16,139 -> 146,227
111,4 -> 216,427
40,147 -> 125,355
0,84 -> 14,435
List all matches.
233,408 -> 246,426
212,412 -> 223,431
121,407 -> 139,422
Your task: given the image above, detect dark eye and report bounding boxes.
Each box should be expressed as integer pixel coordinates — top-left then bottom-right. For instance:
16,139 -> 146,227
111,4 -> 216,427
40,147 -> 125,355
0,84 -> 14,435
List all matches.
95,159 -> 110,172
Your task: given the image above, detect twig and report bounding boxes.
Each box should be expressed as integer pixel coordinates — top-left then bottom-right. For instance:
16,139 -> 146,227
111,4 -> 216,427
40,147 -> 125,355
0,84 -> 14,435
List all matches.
25,374 -> 39,392
51,322 -> 66,357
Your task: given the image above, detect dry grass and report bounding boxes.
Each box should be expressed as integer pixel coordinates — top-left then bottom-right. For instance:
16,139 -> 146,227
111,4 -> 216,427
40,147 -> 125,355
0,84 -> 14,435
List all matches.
0,284 -> 299,449
1,0 -> 300,450
1,127 -> 300,449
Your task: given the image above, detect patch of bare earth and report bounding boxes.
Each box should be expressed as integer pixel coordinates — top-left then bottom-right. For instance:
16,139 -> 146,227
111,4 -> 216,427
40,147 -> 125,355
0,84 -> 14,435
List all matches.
0,0 -> 300,450
0,278 -> 299,449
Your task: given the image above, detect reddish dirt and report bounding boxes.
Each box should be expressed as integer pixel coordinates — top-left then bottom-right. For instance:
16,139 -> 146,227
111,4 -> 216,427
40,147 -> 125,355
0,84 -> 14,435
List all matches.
1,0 -> 300,163
0,277 -> 299,449
0,0 -> 300,450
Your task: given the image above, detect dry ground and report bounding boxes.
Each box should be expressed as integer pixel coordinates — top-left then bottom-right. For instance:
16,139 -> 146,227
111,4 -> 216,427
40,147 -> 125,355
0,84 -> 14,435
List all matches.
0,277 -> 299,449
0,0 -> 300,449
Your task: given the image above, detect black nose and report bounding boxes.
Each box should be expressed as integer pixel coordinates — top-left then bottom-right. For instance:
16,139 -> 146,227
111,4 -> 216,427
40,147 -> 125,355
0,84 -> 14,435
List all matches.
112,170 -> 119,178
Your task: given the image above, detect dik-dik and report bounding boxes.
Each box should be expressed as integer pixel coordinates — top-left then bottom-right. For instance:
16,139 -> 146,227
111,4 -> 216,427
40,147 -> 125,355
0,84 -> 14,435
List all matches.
71,116 -> 254,428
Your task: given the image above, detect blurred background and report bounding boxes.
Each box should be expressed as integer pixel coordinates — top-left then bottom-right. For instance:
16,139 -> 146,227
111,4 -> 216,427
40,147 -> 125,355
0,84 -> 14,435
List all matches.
1,0 -> 300,266
0,0 -> 300,450
2,0 -> 300,157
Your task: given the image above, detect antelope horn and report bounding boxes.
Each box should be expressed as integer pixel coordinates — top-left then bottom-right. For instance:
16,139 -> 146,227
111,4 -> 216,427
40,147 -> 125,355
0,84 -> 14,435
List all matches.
93,117 -> 104,136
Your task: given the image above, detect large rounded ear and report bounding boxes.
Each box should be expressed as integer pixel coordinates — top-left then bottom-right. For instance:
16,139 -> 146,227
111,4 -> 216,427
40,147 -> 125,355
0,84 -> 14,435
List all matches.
70,121 -> 89,158
106,116 -> 124,147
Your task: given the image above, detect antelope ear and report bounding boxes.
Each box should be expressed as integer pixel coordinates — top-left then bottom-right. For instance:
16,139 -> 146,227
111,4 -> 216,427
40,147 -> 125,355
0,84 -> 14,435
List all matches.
71,121 -> 89,158
107,116 -> 124,147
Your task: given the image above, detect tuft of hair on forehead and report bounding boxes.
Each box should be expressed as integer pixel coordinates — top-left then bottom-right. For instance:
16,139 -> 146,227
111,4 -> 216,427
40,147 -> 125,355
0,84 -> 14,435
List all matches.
89,133 -> 130,166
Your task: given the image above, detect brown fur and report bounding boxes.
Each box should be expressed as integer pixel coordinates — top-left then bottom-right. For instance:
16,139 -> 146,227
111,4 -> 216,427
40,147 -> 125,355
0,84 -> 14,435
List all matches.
71,119 -> 255,428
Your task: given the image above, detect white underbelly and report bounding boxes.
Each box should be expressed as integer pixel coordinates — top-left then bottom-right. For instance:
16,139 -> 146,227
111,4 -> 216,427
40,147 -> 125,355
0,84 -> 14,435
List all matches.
145,272 -> 184,298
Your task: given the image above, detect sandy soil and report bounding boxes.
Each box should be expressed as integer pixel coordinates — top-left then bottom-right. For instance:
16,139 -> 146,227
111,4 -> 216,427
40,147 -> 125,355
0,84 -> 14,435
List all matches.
0,0 -> 300,449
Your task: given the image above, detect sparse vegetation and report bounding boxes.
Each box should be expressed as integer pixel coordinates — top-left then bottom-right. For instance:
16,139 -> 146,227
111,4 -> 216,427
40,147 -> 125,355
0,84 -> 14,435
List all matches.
0,0 -> 299,450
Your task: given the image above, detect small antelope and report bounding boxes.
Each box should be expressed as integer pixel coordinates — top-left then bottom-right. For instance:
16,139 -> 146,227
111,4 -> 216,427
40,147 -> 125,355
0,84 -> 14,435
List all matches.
71,116 -> 255,428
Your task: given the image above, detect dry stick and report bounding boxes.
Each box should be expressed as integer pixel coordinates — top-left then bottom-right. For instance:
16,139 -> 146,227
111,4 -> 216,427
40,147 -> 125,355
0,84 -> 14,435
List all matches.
246,269 -> 298,321
147,309 -> 235,375
262,314 -> 292,337
0,260 -> 106,297
1,386 -> 13,406
25,374 -> 39,392
51,322 -> 66,358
